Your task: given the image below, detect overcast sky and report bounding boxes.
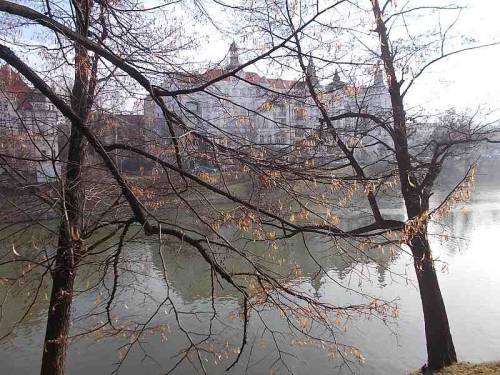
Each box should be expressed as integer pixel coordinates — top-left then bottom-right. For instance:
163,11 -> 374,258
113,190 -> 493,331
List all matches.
11,0 -> 500,113
183,0 -> 500,112
406,0 -> 500,111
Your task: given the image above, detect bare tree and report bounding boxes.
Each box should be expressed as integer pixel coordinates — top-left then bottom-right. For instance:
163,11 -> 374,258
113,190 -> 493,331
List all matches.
0,0 -> 499,374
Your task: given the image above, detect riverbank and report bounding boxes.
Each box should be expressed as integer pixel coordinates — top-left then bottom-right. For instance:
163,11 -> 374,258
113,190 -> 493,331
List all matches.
412,362 -> 500,374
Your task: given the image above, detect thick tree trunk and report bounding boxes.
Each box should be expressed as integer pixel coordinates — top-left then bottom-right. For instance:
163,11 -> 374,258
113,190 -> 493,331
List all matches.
410,234 -> 457,371
40,231 -> 79,375
370,0 -> 458,369
40,17 -> 90,370
40,118 -> 85,374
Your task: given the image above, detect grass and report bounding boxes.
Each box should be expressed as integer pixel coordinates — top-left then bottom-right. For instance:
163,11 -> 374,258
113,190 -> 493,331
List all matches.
412,362 -> 500,375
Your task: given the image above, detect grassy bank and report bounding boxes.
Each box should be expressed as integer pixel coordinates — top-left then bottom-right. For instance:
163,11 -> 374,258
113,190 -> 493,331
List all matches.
412,362 -> 500,374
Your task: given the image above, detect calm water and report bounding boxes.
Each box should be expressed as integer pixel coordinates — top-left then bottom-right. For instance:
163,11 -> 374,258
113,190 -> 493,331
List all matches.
1,180 -> 499,374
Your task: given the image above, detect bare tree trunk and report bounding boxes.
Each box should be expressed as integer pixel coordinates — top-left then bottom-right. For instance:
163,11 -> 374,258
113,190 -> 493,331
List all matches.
40,120 -> 85,375
410,235 -> 457,371
40,229 -> 79,375
40,17 -> 90,370
370,0 -> 457,370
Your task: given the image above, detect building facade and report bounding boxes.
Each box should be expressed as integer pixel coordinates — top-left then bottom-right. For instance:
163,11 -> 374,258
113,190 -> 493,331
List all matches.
0,65 -> 61,183
143,43 -> 392,164
1,44 -> 394,184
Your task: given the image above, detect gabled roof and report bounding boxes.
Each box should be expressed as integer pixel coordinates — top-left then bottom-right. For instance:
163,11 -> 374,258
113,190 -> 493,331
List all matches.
166,64 -> 302,92
0,65 -> 47,110
0,65 -> 30,95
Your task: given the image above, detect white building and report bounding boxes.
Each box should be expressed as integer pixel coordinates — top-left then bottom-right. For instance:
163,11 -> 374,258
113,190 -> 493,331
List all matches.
143,43 -> 392,163
0,65 -> 61,183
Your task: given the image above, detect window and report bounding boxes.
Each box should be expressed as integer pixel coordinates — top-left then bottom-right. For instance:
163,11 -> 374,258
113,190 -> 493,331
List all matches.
294,106 -> 306,120
0,112 -> 8,124
185,101 -> 201,124
185,101 -> 200,114
33,102 -> 45,111
276,103 -> 286,115
275,117 -> 286,125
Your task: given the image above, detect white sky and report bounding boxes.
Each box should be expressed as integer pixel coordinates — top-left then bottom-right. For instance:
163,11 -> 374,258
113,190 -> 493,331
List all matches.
7,0 -> 500,113
405,0 -> 500,110
179,0 -> 500,112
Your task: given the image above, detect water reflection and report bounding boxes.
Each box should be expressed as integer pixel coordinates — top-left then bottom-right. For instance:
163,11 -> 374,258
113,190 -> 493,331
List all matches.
0,186 -> 499,374
151,225 -> 399,305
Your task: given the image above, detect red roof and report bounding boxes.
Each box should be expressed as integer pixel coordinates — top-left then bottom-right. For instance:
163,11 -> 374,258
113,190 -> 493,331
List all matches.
169,66 -> 299,91
0,65 -> 33,110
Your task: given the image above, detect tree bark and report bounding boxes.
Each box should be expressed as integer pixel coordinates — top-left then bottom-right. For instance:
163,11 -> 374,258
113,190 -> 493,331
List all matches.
40,8 -> 91,371
40,120 -> 85,375
370,0 -> 457,370
411,235 -> 457,370
40,230 -> 79,375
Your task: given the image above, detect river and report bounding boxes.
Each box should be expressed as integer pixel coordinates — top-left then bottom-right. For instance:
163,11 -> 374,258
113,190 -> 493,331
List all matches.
1,170 -> 499,374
